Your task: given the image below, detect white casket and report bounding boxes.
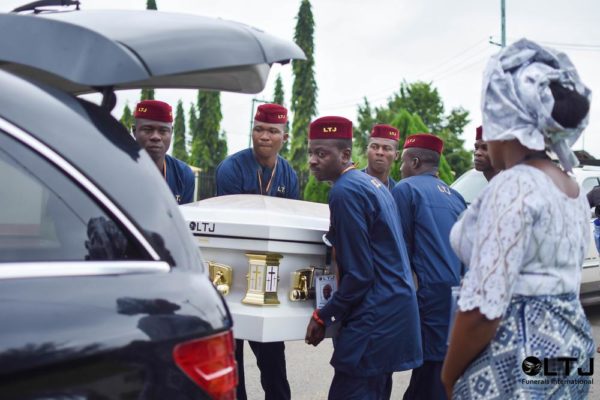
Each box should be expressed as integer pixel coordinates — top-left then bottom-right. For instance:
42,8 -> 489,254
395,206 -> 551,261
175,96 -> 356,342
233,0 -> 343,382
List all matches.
180,195 -> 330,342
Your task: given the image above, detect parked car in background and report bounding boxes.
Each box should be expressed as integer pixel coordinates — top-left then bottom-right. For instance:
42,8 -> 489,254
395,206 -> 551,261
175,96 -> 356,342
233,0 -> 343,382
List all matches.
0,3 -> 303,399
451,165 -> 600,306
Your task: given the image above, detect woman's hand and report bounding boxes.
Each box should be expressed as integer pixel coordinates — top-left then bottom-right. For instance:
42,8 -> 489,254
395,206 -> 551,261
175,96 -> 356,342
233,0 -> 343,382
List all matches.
442,309 -> 501,399
443,382 -> 453,399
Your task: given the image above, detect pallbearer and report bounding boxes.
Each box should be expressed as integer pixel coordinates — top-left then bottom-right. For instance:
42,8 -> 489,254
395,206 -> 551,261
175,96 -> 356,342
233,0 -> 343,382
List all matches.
215,103 -> 297,400
132,100 -> 195,204
305,116 -> 422,400
216,103 -> 298,199
362,124 -> 400,190
392,134 -> 467,400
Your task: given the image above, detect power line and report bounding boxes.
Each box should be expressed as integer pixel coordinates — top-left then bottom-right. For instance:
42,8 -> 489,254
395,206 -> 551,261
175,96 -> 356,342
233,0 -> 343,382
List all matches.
318,38 -> 491,112
319,54 -> 494,113
432,53 -> 493,83
506,37 -> 600,52
414,39 -> 488,80
422,48 -> 492,83
540,40 -> 600,49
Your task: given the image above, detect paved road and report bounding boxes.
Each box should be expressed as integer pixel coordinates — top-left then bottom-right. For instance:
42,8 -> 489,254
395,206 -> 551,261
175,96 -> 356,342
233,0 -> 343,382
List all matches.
243,304 -> 600,399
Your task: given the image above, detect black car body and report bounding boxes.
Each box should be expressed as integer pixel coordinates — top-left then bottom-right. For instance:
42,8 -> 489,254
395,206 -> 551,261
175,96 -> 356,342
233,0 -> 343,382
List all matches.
0,5 -> 304,400
0,67 -> 236,400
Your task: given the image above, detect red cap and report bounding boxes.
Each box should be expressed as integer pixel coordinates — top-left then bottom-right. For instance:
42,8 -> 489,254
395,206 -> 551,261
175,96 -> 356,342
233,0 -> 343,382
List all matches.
255,103 -> 288,124
309,116 -> 353,140
403,133 -> 444,154
476,125 -> 483,141
134,100 -> 173,123
370,124 -> 399,141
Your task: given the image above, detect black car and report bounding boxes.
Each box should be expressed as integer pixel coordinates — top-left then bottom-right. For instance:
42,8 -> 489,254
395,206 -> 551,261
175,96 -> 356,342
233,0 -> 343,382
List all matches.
0,4 -> 303,399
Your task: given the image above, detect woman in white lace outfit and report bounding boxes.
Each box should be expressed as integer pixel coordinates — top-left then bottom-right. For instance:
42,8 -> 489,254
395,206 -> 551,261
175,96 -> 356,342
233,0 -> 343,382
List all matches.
441,39 -> 594,399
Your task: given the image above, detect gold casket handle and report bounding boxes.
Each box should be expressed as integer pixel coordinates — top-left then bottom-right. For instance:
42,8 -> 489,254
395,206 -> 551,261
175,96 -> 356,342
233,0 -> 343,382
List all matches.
208,261 -> 232,296
289,268 -> 314,301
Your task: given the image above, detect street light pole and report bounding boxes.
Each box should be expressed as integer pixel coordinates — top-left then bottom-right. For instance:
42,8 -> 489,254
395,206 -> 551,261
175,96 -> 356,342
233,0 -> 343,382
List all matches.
248,98 -> 270,147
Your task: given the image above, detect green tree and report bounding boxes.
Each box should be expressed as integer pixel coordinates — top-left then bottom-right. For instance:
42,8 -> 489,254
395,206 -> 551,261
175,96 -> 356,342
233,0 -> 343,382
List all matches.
354,97 -> 375,157
273,74 -> 285,106
140,88 -> 155,101
272,74 -> 290,158
385,81 -> 444,131
215,130 -> 228,167
289,0 -> 318,176
146,0 -> 157,10
439,107 -> 472,179
120,102 -> 134,133
373,81 -> 471,178
188,103 -> 199,167
303,175 -> 330,203
172,100 -> 188,161
190,91 -> 226,170
438,155 -> 454,184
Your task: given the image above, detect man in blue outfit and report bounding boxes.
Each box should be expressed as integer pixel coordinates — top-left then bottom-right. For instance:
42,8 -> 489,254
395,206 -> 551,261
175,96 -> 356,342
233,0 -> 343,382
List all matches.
362,124 -> 400,190
305,116 -> 422,400
132,100 -> 195,204
391,133 -> 467,400
215,103 -> 299,199
215,103 -> 297,400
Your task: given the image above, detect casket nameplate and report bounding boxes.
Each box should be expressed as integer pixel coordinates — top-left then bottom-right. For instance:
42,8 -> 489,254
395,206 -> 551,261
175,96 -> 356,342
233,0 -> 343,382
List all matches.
189,221 -> 216,233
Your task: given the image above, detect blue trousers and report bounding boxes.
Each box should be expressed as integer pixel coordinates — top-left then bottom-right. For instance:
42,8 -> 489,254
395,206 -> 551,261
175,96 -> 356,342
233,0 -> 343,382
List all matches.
403,361 -> 447,400
235,339 -> 291,400
328,370 -> 392,400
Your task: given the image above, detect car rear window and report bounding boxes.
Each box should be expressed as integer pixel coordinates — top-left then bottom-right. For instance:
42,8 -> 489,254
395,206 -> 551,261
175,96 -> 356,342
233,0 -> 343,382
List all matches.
0,130 -> 145,262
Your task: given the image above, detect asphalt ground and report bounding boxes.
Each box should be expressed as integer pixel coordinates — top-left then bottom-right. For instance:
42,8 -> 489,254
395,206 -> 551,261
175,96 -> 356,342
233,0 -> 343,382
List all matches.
242,304 -> 600,399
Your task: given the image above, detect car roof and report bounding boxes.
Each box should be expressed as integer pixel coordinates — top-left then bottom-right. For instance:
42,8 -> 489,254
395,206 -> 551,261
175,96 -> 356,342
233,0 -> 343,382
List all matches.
0,69 -> 199,268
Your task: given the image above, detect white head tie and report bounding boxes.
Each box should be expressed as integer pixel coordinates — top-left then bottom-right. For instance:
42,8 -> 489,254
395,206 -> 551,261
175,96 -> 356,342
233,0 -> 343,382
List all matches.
481,38 -> 591,172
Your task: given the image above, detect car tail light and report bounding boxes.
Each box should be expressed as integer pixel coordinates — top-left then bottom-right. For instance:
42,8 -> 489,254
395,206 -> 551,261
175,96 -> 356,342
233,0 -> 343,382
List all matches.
173,330 -> 237,400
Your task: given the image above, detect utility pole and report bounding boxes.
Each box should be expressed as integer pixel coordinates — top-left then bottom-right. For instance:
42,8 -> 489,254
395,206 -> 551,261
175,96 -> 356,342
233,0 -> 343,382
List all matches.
489,0 -> 507,47
248,98 -> 270,147
501,0 -> 506,47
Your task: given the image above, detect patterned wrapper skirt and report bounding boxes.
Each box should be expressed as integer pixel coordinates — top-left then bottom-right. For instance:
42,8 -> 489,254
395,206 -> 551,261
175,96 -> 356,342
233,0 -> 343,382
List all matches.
452,293 -> 595,400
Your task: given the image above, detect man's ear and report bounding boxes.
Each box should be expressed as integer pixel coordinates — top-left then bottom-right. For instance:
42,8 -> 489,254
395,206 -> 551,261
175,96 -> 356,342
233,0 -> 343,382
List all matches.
341,147 -> 352,163
283,133 -> 289,143
394,150 -> 400,161
411,156 -> 421,169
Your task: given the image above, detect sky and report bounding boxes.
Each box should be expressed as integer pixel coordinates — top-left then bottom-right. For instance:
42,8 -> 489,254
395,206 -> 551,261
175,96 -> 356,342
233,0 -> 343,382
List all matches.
3,0 -> 600,159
